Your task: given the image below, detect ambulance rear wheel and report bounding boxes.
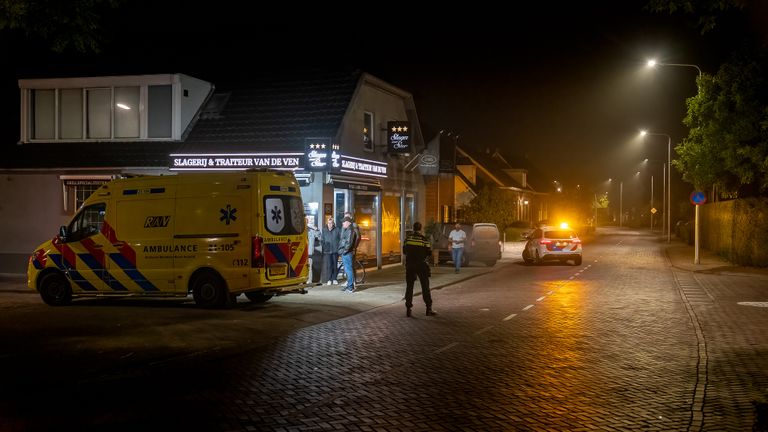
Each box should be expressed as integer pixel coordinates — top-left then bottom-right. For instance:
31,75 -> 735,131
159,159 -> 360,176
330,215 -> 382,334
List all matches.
245,292 -> 274,303
39,272 -> 72,306
192,272 -> 228,308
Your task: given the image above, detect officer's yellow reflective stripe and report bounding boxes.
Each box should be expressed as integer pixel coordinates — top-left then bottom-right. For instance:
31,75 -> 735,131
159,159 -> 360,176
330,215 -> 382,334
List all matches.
404,237 -> 430,247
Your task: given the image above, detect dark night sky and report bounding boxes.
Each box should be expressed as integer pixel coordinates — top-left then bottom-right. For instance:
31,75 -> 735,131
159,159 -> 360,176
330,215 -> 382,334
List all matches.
1,0 -> 760,197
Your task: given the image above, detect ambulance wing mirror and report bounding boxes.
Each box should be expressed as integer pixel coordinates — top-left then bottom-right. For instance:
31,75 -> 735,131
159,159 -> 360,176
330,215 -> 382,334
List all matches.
58,225 -> 68,242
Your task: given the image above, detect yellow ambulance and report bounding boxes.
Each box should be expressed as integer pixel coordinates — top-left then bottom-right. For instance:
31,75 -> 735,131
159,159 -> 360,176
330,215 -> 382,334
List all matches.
28,171 -> 309,308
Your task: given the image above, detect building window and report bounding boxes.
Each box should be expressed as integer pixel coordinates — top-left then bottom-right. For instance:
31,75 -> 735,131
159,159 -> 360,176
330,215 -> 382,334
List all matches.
86,88 -> 111,139
114,86 -> 140,138
31,89 -> 55,139
25,82 -> 177,142
148,85 -> 172,138
363,112 -> 374,152
61,177 -> 111,213
59,89 -> 83,139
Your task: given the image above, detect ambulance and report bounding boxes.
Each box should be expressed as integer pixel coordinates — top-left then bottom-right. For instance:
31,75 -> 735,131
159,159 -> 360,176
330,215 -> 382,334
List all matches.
28,170 -> 309,308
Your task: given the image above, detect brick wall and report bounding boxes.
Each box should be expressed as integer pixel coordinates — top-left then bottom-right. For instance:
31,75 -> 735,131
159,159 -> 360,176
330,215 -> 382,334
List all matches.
700,197 -> 768,266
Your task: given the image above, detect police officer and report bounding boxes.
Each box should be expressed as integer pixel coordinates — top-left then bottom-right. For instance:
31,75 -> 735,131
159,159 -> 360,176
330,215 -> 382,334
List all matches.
403,221 -> 436,317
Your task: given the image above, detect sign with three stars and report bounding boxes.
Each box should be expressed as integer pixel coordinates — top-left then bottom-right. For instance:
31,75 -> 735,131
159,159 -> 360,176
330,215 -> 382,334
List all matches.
387,121 -> 411,154
304,137 -> 332,171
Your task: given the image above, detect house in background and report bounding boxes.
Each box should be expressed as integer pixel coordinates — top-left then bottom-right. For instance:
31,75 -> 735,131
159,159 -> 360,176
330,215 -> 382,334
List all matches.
0,70 -> 427,273
421,134 -> 548,226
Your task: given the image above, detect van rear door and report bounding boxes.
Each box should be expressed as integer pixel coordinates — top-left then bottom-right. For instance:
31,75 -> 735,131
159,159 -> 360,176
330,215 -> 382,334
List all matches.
262,194 -> 307,281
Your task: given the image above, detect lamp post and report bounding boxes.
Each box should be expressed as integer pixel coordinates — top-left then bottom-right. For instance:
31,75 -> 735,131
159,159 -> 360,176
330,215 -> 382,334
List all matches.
640,131 -> 672,243
646,59 -> 702,79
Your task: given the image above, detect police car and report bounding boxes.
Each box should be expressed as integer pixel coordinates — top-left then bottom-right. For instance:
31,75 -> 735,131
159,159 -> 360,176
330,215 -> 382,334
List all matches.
522,223 -> 583,266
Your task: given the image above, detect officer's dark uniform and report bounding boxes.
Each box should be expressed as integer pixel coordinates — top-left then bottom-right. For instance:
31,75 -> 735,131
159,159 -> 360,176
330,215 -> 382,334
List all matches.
403,224 -> 434,316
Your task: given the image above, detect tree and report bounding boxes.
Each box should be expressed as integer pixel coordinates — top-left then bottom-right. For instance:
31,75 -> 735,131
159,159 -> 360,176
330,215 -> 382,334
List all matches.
0,0 -> 124,53
459,185 -> 517,232
645,0 -> 745,33
674,52 -> 768,195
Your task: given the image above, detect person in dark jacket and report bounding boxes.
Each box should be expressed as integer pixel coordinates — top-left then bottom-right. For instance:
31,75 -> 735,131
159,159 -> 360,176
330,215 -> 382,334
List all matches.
403,221 -> 435,317
338,216 -> 357,292
321,217 -> 340,285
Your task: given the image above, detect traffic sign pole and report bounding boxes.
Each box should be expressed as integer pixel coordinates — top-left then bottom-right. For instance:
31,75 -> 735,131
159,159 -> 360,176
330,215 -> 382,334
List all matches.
690,191 -> 707,265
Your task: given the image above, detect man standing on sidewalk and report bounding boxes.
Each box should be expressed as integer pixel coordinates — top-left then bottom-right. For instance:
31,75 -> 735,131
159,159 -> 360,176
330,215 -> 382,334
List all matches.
403,222 -> 435,317
448,223 -> 466,273
338,216 -> 357,293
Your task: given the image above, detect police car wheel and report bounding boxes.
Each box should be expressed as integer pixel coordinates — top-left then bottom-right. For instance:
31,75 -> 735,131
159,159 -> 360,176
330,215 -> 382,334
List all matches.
245,292 -> 274,303
192,272 -> 227,308
39,272 -> 72,306
574,256 -> 583,266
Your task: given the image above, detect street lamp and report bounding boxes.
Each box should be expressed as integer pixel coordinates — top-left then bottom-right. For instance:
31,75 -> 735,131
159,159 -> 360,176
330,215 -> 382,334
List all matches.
646,59 -> 702,78
640,130 -> 672,243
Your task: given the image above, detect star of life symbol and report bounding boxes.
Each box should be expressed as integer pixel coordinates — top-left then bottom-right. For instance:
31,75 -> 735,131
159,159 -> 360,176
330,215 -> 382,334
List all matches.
220,204 -> 237,225
271,205 -> 283,225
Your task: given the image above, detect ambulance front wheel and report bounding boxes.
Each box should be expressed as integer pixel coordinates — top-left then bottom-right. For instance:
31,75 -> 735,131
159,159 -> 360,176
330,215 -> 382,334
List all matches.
38,272 -> 72,306
191,271 -> 228,308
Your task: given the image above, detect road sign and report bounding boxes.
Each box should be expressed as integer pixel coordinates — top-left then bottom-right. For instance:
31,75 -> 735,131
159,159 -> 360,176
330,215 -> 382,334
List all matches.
690,191 -> 707,206
651,207 -> 657,214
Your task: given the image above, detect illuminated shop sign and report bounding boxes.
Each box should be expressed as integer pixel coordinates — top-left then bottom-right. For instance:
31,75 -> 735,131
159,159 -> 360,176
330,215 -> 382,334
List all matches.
387,121 -> 411,154
304,137 -> 333,171
169,149 -> 387,178
340,155 -> 388,178
169,153 -> 303,170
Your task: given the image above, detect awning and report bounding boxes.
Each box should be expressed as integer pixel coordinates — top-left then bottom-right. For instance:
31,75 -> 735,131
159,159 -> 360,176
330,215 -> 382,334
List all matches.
329,174 -> 381,191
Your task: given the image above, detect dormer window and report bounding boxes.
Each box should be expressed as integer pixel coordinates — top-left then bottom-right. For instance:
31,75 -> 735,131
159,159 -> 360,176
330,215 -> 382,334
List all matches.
17,73 -> 220,143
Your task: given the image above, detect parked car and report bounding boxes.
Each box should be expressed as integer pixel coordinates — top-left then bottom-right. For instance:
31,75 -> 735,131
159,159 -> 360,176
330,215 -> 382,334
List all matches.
522,224 -> 582,265
434,222 -> 502,267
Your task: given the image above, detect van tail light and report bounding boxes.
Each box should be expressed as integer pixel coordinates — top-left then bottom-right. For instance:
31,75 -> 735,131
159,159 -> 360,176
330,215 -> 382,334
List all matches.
539,240 -> 552,245
251,236 -> 265,268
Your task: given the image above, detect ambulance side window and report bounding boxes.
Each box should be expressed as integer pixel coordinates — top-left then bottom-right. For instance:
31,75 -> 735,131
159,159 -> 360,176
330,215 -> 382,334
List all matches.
67,203 -> 106,242
264,195 -> 304,235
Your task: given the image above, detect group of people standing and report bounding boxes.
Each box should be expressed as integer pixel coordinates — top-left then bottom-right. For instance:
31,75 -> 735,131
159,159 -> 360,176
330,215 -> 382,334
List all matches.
306,212 -> 360,293
309,216 -> 467,318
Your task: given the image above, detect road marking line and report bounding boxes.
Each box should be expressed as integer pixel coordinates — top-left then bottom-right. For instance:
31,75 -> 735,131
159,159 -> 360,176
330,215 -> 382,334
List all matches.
536,296 -> 546,302
503,313 -> 517,321
523,304 -> 534,311
474,326 -> 494,335
547,291 -> 553,295
569,276 -> 575,280
434,342 -> 459,353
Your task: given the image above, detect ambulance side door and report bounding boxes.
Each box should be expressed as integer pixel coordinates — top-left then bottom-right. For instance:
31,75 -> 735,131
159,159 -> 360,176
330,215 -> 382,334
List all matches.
110,188 -> 176,293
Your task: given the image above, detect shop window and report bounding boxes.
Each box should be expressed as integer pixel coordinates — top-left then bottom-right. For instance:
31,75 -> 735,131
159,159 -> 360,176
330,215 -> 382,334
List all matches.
61,178 -> 111,214
353,192 -> 378,263
363,112 -> 374,152
381,194 -> 401,263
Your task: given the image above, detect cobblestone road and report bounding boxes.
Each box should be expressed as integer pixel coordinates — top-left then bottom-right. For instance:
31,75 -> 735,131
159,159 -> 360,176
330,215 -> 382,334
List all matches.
4,230 -> 767,431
